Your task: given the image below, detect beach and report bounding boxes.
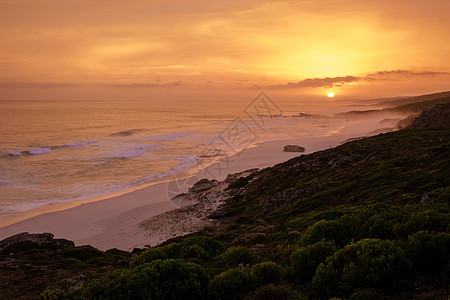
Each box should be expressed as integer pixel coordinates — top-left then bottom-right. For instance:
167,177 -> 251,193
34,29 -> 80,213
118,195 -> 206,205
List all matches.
0,135 -> 350,250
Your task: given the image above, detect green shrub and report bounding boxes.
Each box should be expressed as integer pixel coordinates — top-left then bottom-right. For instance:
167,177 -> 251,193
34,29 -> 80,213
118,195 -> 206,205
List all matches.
359,214 -> 397,240
312,238 -> 412,297
246,284 -> 296,300
290,241 -> 337,280
178,236 -> 223,260
132,236 -> 223,266
130,247 -> 167,267
209,267 -> 257,300
180,244 -> 209,262
406,230 -> 450,273
304,218 -> 355,246
227,177 -> 251,189
219,246 -> 253,267
349,289 -> 383,300
60,246 -> 104,261
394,210 -> 449,238
251,262 -> 284,286
82,259 -> 209,300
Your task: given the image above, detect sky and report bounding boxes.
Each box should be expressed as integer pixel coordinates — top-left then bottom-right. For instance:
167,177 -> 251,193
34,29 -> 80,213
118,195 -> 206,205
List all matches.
0,0 -> 449,101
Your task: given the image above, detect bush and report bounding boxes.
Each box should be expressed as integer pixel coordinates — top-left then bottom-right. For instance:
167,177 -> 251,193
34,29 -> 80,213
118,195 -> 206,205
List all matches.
180,244 -> 209,262
394,209 -> 449,238
359,214 -> 397,240
312,239 -> 412,297
304,218 -> 355,246
209,267 -> 257,300
406,231 -> 450,273
178,236 -> 223,261
131,236 -> 223,266
60,246 -> 104,261
349,289 -> 383,300
219,246 -> 254,267
130,247 -> 167,267
82,259 -> 209,300
246,284 -> 295,300
290,241 -> 337,280
251,262 -> 284,286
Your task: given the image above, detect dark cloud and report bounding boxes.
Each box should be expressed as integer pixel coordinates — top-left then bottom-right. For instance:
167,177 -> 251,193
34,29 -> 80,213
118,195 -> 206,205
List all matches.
267,76 -> 359,89
0,82 -> 78,88
107,82 -> 182,88
365,70 -> 449,80
264,70 -> 449,89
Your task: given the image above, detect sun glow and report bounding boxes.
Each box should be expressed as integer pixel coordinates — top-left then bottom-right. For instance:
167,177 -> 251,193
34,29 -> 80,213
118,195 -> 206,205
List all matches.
327,92 -> 335,98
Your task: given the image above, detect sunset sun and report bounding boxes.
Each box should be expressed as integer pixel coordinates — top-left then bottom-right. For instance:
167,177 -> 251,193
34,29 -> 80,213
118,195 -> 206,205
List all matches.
327,92 -> 335,98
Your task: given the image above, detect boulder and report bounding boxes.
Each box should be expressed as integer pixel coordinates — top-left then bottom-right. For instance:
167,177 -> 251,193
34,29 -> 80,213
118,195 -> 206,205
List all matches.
395,115 -> 417,129
0,232 -> 75,251
188,179 -> 218,194
283,145 -> 305,152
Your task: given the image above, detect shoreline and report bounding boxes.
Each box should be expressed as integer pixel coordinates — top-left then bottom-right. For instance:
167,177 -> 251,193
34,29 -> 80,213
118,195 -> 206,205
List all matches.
0,137 -> 312,249
0,136 -> 299,229
0,124 -> 386,250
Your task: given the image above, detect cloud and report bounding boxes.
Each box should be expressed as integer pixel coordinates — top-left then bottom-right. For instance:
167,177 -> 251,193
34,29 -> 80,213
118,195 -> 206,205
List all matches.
267,76 -> 359,89
264,70 -> 450,89
365,70 -> 449,79
0,82 -> 78,88
107,82 -> 182,88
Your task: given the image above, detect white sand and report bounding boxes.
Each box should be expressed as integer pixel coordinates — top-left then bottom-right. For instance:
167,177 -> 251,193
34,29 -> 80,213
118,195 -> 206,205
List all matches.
0,127 -> 380,250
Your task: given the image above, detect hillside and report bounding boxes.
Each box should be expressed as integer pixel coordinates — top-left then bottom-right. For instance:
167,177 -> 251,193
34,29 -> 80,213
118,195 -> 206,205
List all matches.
373,91 -> 450,108
334,93 -> 450,119
0,104 -> 449,299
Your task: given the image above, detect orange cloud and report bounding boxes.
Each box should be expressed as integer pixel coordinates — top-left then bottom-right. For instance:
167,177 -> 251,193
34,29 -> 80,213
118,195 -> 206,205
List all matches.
0,0 -> 449,99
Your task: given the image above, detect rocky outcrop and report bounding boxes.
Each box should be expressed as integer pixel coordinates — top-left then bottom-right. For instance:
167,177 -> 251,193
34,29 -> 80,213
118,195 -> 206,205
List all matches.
283,145 -> 305,152
140,169 -> 259,246
395,115 -> 418,129
0,232 -> 74,251
188,179 -> 218,194
410,104 -> 450,129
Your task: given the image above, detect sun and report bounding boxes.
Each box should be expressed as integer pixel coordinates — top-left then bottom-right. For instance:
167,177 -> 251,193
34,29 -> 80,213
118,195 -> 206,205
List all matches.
327,92 -> 335,98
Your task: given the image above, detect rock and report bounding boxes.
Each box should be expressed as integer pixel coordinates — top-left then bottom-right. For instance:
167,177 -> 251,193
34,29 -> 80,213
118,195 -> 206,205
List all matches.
188,179 -> 218,194
283,145 -> 305,152
421,193 -> 430,203
208,211 -> 226,219
0,232 -> 75,251
367,127 -> 394,135
410,104 -> 450,129
224,169 -> 258,183
395,115 -> 418,129
341,136 -> 366,144
379,118 -> 401,125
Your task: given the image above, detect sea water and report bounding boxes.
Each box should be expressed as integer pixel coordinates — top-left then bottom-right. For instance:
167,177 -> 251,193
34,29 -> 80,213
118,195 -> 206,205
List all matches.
0,97 -> 356,220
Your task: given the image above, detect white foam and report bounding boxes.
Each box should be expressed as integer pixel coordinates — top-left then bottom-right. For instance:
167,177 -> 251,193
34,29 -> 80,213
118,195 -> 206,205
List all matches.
64,140 -> 97,147
139,132 -> 195,141
107,145 -> 157,159
27,148 -> 51,155
7,152 -> 21,156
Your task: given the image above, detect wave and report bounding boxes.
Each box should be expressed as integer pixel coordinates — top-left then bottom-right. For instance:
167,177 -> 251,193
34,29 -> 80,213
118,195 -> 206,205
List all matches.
109,129 -> 147,137
50,140 -> 97,149
106,145 -> 157,159
1,139 -> 98,159
62,140 -> 97,148
139,132 -> 195,141
25,148 -> 52,155
133,155 -> 199,184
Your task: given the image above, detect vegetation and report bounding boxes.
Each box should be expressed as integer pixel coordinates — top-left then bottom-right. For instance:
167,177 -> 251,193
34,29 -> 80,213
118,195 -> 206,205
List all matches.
1,104 -> 449,299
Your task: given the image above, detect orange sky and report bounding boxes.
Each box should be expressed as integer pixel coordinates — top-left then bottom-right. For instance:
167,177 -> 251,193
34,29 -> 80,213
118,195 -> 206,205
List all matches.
0,0 -> 449,100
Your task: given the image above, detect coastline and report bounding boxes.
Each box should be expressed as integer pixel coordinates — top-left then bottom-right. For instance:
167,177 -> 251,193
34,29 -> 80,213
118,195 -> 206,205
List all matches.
0,130 -> 379,250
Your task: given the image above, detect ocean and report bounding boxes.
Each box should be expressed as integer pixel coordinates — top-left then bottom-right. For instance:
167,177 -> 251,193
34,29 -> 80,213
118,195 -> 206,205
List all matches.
0,95 -> 358,221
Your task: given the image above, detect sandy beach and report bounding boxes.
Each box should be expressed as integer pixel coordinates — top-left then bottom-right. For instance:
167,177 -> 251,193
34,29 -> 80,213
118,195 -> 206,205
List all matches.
0,132 -> 372,250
